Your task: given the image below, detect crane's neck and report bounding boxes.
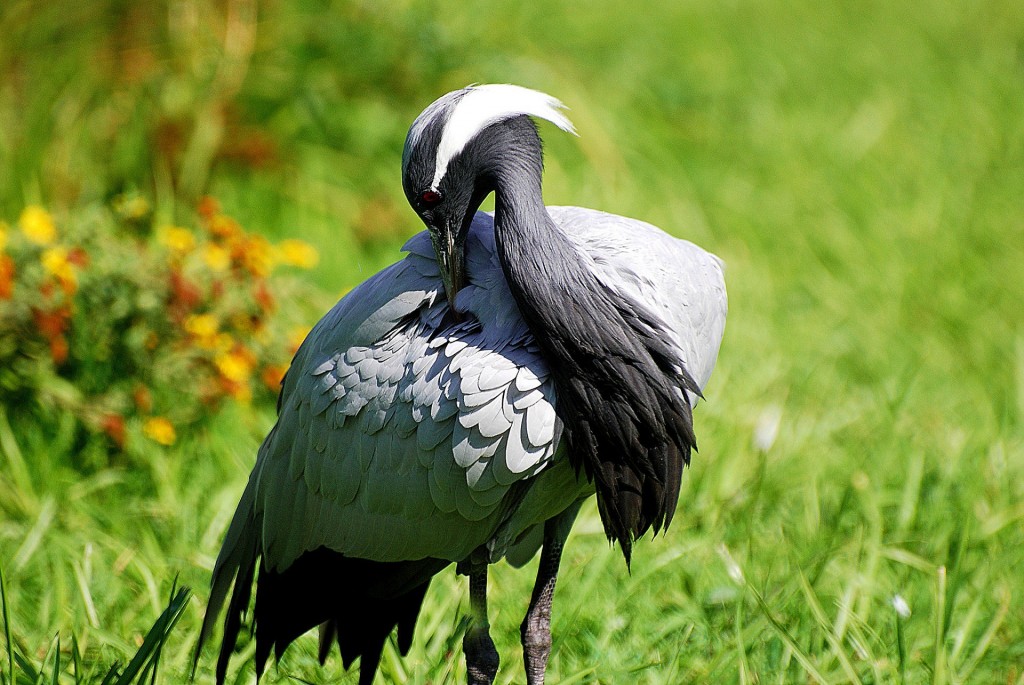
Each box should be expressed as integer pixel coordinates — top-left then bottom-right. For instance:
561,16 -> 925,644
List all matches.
492,170 -> 577,294
490,159 -> 699,565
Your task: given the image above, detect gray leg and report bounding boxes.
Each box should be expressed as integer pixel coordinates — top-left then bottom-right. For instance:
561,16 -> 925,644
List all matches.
521,504 -> 581,685
464,567 -> 499,685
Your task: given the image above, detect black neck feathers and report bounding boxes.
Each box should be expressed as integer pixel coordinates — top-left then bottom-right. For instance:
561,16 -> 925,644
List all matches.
490,148 -> 701,564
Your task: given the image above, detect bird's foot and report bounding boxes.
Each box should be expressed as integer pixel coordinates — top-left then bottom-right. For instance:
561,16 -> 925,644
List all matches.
464,625 -> 499,685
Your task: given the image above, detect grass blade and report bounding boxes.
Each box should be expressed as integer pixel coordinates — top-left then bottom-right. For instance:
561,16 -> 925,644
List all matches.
50,636 -> 59,685
747,583 -> 829,685
735,599 -> 750,685
895,611 -> 906,685
955,585 -> 1010,683
719,545 -> 829,684
796,570 -> 862,684
13,649 -> 38,684
1,564 -> 12,685
934,566 -> 947,685
99,663 -> 121,685
112,584 -> 191,685
72,634 -> 83,685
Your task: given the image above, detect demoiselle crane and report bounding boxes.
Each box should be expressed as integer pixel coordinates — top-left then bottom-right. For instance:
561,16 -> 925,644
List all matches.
199,84 -> 727,685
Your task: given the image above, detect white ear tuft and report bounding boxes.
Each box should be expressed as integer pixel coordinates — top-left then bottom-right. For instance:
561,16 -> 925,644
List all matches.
431,84 -> 577,188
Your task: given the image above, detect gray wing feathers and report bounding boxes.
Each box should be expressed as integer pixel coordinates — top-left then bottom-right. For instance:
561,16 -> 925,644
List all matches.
549,206 -> 727,394
253,229 -> 562,570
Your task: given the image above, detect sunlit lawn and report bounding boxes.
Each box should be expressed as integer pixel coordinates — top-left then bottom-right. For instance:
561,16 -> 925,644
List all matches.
2,0 -> 1023,683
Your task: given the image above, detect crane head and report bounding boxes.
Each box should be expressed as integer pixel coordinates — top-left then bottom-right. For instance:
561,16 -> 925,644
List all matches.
401,84 -> 576,312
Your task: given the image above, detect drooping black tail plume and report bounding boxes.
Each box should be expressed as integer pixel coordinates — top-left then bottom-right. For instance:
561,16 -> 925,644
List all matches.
253,549 -> 448,685
196,480 -> 449,685
493,168 -> 702,564
561,292 -> 702,564
512,270 -> 702,565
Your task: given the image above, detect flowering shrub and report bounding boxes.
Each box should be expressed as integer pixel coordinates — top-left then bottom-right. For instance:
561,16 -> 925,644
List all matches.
0,197 -> 322,461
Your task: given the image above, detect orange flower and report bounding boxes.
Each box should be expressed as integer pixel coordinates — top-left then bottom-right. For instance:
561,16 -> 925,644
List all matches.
208,214 -> 242,243
169,269 -> 203,310
143,417 -> 176,446
19,205 -> 57,245
50,335 -> 69,365
67,247 -> 89,268
253,280 -> 275,311
100,413 -> 126,447
197,196 -> 220,220
133,385 -> 153,413
236,234 -> 273,278
33,307 -> 70,339
0,254 -> 14,300
261,364 -> 287,391
220,377 -> 252,402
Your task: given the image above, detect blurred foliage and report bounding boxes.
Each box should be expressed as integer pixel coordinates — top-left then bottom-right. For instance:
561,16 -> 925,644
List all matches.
0,198 -> 321,466
0,0 -> 456,242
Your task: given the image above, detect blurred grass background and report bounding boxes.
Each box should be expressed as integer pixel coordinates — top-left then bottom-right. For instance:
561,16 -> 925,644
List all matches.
2,0 -> 1024,683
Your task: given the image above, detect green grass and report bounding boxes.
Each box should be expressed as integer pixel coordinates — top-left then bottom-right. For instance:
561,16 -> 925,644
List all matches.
2,0 -> 1024,683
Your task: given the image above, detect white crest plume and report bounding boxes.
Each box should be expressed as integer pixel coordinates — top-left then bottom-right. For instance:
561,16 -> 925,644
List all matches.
430,84 -> 577,189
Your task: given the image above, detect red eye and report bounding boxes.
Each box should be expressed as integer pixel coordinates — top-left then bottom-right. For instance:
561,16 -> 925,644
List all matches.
421,190 -> 442,206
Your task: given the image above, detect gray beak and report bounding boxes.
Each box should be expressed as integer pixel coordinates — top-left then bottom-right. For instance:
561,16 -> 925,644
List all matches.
431,222 -> 466,315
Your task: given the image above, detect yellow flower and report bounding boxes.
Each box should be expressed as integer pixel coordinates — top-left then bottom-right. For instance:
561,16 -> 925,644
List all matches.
158,226 -> 196,254
203,243 -> 231,272
184,313 -> 222,350
0,221 -> 8,252
275,239 -> 319,269
143,417 -> 176,446
41,247 -> 78,294
41,246 -> 71,275
19,205 -> 57,245
184,313 -> 218,338
215,348 -> 255,384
